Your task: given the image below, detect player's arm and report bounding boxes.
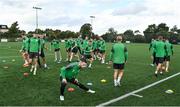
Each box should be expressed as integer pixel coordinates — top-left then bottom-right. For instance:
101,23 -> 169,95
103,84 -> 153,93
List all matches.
38,39 -> 41,53
164,45 -> 168,55
124,47 -> 128,62
109,46 -> 114,62
149,43 -> 152,51
171,45 -> 174,55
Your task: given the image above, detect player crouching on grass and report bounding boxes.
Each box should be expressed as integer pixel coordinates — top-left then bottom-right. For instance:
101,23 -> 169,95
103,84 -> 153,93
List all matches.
153,36 -> 167,77
28,34 -> 41,75
59,61 -> 95,101
20,35 -> 30,67
109,36 -> 128,87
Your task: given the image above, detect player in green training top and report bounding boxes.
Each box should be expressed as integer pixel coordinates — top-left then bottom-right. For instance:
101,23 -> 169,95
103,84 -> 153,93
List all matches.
38,34 -> 48,69
164,38 -> 173,72
99,37 -> 106,64
20,35 -> 30,67
65,39 -> 71,62
28,34 -> 41,75
109,36 -> 128,87
149,38 -> 156,66
69,39 -> 80,62
59,61 -> 95,101
83,40 -> 94,68
51,38 -> 62,63
153,36 -> 167,77
92,38 -> 98,60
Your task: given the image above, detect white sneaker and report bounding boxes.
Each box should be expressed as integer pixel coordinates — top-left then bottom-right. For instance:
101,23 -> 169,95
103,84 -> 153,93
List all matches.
57,61 -> 61,64
114,82 -> 118,87
33,68 -> 37,75
117,82 -> 121,86
87,89 -> 95,94
150,64 -> 154,67
88,64 -> 92,68
30,67 -> 34,72
60,95 -> 64,101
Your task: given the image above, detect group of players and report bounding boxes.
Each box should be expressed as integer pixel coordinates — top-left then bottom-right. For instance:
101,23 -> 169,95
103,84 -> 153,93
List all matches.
20,34 -> 174,101
149,36 -> 174,77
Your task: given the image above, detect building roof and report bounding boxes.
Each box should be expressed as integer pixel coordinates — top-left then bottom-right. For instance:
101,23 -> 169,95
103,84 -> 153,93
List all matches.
0,25 -> 8,29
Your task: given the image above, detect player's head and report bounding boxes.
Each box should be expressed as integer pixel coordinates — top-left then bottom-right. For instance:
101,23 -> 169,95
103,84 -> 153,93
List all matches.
116,35 -> 123,42
158,36 -> 163,40
79,61 -> 87,68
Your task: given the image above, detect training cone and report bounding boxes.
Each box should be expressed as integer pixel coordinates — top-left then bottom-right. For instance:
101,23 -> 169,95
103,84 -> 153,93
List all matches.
165,89 -> 174,94
2,60 -> 6,63
23,73 -> 29,77
107,66 -> 111,69
68,87 -> 75,92
12,59 -> 16,62
3,66 -> 8,69
87,82 -> 93,86
101,79 -> 107,83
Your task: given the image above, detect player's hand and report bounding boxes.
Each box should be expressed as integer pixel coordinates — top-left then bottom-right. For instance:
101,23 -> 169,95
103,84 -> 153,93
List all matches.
62,79 -> 67,84
74,79 -> 78,83
109,61 -> 112,65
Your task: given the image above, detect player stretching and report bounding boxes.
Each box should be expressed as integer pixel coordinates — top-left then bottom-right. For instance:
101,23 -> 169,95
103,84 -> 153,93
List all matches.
69,39 -> 80,62
164,38 -> 173,72
153,36 -> 167,77
99,37 -> 106,64
84,40 -> 94,68
59,61 -> 95,101
28,34 -> 41,75
110,36 -> 128,87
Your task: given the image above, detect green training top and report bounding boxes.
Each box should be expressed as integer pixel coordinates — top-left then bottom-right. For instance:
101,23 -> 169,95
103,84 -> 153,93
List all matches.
29,37 -> 41,53
99,40 -> 106,51
110,42 -> 128,64
51,39 -> 60,49
153,40 -> 166,57
84,44 -> 93,55
165,41 -> 173,56
149,40 -> 156,54
60,62 -> 80,79
40,38 -> 45,51
21,37 -> 29,51
92,40 -> 97,50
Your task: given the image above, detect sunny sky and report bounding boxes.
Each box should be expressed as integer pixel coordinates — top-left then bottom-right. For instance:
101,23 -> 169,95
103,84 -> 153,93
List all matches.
0,0 -> 180,35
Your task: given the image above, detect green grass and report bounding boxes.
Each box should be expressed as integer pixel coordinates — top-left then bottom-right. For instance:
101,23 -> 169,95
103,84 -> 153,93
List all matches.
0,42 -> 180,106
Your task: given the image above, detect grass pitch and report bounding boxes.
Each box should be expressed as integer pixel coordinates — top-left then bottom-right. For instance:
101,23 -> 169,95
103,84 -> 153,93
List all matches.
0,42 -> 180,106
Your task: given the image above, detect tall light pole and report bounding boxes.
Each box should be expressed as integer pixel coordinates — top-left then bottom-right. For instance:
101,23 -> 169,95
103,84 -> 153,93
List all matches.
90,16 -> 95,37
33,6 -> 42,31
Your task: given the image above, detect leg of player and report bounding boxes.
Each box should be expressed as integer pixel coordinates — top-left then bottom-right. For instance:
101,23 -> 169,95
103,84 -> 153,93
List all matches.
33,58 -> 38,75
88,58 -> 93,68
57,51 -> 61,63
69,52 -> 74,62
60,80 -> 67,101
71,79 -> 95,93
165,61 -> 169,72
117,70 -> 124,86
155,63 -> 162,77
54,51 -> 57,62
114,69 -> 118,87
101,52 -> 105,64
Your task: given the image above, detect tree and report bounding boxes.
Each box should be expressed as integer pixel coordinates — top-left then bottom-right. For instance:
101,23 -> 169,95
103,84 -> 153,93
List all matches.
80,23 -> 92,39
143,24 -> 158,42
8,21 -> 20,38
123,30 -> 134,42
101,28 -> 117,42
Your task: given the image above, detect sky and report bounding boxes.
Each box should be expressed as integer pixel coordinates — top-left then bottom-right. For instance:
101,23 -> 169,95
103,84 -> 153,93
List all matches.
0,0 -> 180,35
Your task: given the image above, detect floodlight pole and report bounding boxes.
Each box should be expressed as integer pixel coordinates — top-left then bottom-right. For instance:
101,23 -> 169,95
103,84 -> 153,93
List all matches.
33,6 -> 42,31
90,16 -> 95,37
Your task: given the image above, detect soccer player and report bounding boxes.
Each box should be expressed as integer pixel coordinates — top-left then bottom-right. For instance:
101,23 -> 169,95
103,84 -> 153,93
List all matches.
83,40 -> 94,68
149,38 -> 156,66
28,34 -> 41,75
92,38 -> 98,60
153,36 -> 167,77
51,39 -> 62,63
38,34 -> 48,68
164,38 -> 173,72
59,61 -> 95,101
20,35 -> 29,67
65,39 -> 71,62
69,39 -> 80,62
99,37 -> 106,64
109,36 -> 128,87
81,36 -> 89,56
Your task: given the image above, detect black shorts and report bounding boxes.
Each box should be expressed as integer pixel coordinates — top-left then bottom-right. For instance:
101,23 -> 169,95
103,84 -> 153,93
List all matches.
54,48 -> 60,52
72,47 -> 78,54
66,48 -> 71,52
29,52 -> 39,59
113,63 -> 125,70
39,50 -> 45,58
100,50 -> 105,54
155,57 -> 164,65
84,55 -> 92,59
164,56 -> 170,61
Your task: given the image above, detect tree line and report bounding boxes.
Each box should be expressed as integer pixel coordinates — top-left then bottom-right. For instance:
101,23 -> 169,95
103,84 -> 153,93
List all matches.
1,21 -> 180,43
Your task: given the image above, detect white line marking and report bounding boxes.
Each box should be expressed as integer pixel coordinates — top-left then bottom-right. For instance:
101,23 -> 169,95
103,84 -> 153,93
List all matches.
131,93 -> 143,98
97,72 -> 180,106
